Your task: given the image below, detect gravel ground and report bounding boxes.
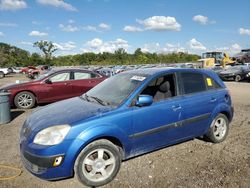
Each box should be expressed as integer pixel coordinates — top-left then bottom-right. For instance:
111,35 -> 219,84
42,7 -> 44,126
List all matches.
0,74 -> 249,188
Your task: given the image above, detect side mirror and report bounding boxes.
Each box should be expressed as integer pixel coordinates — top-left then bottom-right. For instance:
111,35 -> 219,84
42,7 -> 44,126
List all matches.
136,95 -> 153,107
45,79 -> 52,84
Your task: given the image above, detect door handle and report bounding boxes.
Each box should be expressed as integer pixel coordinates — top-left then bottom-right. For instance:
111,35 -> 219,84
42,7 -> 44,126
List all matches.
172,105 -> 182,111
210,98 -> 217,103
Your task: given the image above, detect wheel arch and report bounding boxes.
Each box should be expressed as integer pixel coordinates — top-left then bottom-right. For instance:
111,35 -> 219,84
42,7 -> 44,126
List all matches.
69,125 -> 130,176
220,111 -> 231,121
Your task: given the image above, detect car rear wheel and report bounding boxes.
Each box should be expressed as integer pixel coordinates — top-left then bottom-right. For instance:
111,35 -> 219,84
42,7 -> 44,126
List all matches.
0,71 -> 4,79
14,91 -> 36,109
235,75 -> 242,82
74,139 -> 122,187
205,114 -> 229,143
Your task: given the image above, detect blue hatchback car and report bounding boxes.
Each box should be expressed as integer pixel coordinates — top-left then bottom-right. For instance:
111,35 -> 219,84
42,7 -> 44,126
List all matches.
20,68 -> 234,187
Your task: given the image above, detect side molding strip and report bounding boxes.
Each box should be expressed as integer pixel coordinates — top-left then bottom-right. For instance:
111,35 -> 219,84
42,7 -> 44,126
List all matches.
129,113 -> 211,139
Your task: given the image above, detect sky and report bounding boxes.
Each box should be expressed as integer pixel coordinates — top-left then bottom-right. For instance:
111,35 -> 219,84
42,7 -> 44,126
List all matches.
0,0 -> 250,56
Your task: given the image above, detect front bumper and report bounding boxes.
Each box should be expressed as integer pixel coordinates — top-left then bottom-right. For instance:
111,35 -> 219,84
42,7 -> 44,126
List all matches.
20,144 -> 71,180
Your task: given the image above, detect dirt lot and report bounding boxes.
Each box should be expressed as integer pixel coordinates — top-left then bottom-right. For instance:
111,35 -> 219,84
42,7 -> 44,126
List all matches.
0,74 -> 249,188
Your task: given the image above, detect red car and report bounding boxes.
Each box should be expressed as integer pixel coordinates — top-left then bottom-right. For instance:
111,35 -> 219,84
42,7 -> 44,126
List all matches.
20,66 -> 37,74
28,65 -> 51,79
0,68 -> 106,109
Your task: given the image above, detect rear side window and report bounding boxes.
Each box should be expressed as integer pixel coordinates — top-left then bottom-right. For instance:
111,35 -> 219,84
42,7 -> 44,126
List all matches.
180,72 -> 206,94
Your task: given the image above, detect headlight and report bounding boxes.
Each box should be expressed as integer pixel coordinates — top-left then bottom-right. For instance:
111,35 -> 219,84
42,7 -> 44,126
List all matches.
33,125 -> 71,146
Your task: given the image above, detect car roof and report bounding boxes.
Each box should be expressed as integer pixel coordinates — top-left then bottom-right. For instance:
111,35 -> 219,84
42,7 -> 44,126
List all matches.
124,67 -> 213,76
49,68 -> 93,73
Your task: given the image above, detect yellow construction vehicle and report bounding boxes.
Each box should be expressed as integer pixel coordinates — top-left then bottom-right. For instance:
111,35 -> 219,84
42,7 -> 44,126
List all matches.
199,52 -> 235,68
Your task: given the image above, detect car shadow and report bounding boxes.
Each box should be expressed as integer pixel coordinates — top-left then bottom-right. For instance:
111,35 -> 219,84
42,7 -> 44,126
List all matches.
11,110 -> 25,121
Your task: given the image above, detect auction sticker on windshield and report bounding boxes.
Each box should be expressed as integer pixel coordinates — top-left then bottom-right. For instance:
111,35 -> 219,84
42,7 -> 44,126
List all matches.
131,75 -> 146,81
206,78 -> 213,86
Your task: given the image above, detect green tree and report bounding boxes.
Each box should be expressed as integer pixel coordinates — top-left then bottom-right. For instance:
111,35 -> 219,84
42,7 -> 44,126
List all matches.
33,41 -> 58,64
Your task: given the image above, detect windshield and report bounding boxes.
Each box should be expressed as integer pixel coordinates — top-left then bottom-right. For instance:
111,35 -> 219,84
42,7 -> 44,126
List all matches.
85,72 -> 149,107
34,70 -> 54,81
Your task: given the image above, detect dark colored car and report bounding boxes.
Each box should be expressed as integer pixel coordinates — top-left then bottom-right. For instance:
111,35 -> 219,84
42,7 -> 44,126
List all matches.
208,66 -> 224,75
20,68 -> 233,187
219,66 -> 250,82
233,49 -> 250,64
0,68 -> 106,109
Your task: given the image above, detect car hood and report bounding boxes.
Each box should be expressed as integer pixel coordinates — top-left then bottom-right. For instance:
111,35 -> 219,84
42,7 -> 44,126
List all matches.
25,97 -> 114,132
0,81 -> 33,91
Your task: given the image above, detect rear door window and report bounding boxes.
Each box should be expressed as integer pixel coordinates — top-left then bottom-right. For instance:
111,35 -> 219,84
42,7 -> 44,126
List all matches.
74,72 -> 92,80
180,72 -> 206,94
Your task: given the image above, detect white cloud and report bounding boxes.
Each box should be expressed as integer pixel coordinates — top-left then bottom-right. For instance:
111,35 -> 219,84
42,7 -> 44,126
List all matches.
86,38 -> 103,48
137,16 -> 181,31
141,43 -> 160,53
53,41 -> 76,51
0,22 -> 17,27
82,23 -> 111,32
32,21 -> 41,25
141,42 -> 186,54
0,0 -> 27,10
37,0 -> 77,11
20,41 -> 33,45
188,38 -> 206,50
29,30 -> 48,37
193,15 -> 208,25
84,38 -> 130,53
123,25 -> 143,32
239,28 -> 250,35
215,43 -> 241,55
0,31 -> 4,36
192,15 -> 215,25
59,24 -> 79,32
161,43 -> 186,54
68,19 -> 75,24
99,23 -> 111,30
82,25 -> 97,32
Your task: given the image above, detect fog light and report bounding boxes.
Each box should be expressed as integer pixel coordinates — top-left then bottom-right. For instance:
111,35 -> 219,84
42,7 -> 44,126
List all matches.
53,156 -> 63,167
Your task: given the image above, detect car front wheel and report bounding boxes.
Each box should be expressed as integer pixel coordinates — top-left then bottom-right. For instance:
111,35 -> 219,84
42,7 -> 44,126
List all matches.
75,139 -> 122,187
205,114 -> 229,143
235,75 -> 242,82
14,91 -> 36,109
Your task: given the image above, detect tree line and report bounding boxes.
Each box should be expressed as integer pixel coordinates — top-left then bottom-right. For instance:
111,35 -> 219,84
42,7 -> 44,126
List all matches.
0,41 -> 200,67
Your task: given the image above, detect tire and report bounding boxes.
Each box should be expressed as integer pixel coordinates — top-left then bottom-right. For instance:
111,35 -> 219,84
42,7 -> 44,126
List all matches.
74,139 -> 122,187
205,114 -> 229,143
0,71 -> 4,79
14,91 -> 36,109
235,75 -> 242,82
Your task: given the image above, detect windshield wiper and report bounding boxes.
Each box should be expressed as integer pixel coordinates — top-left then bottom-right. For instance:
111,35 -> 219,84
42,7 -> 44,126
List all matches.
88,95 -> 109,106
80,94 -> 90,102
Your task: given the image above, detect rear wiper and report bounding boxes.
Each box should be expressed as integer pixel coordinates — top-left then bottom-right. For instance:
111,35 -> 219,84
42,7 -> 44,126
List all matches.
88,95 -> 109,106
